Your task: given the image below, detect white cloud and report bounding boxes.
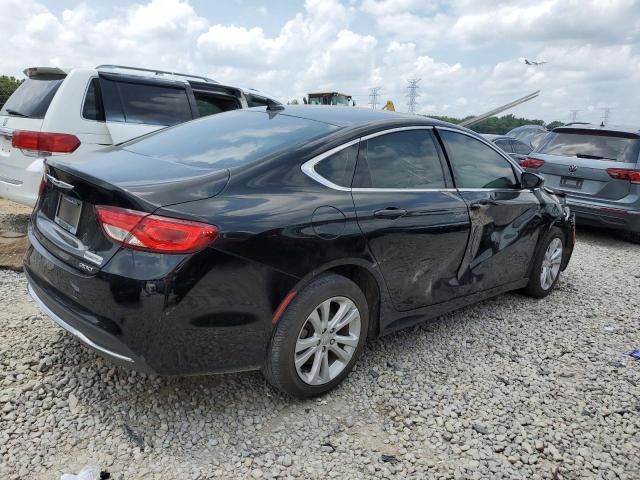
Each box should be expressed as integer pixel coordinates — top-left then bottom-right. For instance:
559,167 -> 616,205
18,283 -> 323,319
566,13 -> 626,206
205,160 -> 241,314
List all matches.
0,0 -> 638,123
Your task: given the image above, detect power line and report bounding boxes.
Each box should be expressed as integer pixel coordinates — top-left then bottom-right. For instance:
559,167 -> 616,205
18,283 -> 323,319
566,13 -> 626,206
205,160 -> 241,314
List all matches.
601,108 -> 612,126
406,79 -> 421,114
368,87 -> 381,109
569,109 -> 579,123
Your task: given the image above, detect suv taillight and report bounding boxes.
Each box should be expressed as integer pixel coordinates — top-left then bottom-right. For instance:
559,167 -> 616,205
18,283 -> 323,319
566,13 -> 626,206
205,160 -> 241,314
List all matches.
95,205 -> 218,254
12,130 -> 80,156
521,157 -> 545,169
606,168 -> 640,184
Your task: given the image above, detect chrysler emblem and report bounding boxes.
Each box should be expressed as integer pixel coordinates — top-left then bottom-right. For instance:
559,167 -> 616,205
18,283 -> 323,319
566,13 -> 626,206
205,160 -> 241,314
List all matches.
568,164 -> 578,173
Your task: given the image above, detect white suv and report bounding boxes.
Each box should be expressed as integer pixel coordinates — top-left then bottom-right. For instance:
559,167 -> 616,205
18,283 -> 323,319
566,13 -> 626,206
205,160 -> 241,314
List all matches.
0,65 -> 279,206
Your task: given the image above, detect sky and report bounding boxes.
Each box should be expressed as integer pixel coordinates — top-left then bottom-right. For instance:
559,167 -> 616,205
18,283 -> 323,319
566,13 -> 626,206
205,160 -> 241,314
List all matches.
2,0 -> 639,124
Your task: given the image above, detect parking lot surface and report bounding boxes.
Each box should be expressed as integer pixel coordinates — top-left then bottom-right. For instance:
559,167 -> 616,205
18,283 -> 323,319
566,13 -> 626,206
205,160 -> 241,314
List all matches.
0,201 -> 638,480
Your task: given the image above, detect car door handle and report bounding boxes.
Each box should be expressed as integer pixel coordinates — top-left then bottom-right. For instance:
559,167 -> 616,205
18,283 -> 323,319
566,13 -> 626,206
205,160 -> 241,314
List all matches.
374,208 -> 407,219
469,199 -> 497,209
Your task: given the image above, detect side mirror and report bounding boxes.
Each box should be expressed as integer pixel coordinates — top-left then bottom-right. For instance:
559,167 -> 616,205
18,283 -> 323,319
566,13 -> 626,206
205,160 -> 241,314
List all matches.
521,171 -> 544,189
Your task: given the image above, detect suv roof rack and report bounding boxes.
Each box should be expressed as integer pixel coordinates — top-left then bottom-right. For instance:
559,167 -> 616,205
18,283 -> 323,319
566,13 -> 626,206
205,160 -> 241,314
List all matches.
96,65 -> 218,84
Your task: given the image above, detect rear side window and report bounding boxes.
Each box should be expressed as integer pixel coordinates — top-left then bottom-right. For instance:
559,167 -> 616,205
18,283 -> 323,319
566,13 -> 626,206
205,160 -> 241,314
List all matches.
247,94 -> 269,108
82,78 -> 105,121
100,78 -> 193,126
124,110 -> 338,170
194,91 -> 239,117
441,130 -> 517,189
0,76 -> 64,119
355,130 -> 446,189
512,140 -> 532,155
494,139 -> 513,152
538,130 -> 640,163
315,144 -> 358,187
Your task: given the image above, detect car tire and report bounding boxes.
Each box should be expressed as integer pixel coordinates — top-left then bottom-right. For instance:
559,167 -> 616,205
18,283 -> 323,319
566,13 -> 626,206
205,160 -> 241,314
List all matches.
620,231 -> 640,244
263,273 -> 369,399
522,226 -> 565,299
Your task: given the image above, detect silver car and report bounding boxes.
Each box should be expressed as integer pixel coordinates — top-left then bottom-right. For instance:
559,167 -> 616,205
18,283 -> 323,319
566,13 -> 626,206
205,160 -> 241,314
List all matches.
523,124 -> 640,242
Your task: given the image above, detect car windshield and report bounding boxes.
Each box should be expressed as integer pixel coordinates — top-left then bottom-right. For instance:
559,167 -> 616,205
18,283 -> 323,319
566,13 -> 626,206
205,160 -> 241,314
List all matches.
123,110 -> 339,170
537,130 -> 640,163
0,76 -> 64,119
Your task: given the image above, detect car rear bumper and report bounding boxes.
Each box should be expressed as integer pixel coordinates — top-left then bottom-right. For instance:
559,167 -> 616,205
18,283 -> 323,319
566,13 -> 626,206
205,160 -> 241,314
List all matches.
24,224 -> 292,376
27,275 -> 153,372
567,199 -> 640,233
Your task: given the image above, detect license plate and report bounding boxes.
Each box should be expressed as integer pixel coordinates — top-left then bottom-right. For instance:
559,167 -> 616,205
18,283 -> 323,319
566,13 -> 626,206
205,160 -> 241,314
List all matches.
560,177 -> 583,189
54,194 -> 82,235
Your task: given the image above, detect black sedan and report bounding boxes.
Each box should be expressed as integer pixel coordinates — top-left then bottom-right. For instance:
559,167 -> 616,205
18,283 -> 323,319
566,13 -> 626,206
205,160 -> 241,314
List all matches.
25,106 -> 575,398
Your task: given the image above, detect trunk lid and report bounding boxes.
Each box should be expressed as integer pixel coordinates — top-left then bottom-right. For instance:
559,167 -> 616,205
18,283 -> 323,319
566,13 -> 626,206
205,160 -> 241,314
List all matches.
529,128 -> 640,201
33,148 -> 229,272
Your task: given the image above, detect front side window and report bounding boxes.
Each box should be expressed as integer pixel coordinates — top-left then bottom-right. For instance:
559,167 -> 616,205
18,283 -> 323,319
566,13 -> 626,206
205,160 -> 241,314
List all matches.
440,130 -> 518,189
116,81 -> 193,126
314,144 -> 358,187
354,130 -> 446,189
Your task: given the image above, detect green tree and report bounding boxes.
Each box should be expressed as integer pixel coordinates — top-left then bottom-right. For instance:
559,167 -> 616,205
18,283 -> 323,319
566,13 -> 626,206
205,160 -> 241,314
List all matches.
426,113 -> 547,135
546,121 -> 565,130
0,75 -> 24,109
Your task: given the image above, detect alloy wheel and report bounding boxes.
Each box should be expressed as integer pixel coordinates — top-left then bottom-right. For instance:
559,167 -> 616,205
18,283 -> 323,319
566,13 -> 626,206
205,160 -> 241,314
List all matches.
540,237 -> 563,290
294,296 -> 361,385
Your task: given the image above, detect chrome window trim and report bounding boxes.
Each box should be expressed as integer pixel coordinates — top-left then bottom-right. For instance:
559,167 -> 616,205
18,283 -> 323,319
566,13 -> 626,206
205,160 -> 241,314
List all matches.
301,125 -> 528,193
360,125 -> 434,141
300,138 -> 360,192
28,284 -> 134,363
301,126 -> 438,192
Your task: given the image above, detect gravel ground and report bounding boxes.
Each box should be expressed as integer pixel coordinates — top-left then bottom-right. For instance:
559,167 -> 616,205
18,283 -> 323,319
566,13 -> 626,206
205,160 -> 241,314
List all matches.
0,201 -> 638,479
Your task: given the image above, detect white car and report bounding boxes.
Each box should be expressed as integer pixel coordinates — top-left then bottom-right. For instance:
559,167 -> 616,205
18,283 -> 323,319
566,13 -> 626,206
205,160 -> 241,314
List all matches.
0,65 -> 279,207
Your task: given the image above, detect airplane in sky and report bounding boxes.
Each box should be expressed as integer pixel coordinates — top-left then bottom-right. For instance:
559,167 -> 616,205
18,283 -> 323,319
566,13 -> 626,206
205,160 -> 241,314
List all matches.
524,59 -> 547,66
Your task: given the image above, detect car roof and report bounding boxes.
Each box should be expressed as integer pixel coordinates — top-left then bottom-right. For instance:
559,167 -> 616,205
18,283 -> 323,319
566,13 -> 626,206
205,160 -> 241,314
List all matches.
269,105 -> 456,128
553,123 -> 640,135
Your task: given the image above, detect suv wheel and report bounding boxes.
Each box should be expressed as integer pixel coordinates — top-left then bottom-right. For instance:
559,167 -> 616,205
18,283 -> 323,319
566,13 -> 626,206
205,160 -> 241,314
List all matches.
523,227 -> 565,298
264,274 -> 369,398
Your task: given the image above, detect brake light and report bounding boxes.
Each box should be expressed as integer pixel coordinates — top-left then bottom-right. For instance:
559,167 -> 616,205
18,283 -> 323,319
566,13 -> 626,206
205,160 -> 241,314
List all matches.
606,168 -> 640,184
12,130 -> 80,156
95,206 -> 218,254
521,157 -> 545,169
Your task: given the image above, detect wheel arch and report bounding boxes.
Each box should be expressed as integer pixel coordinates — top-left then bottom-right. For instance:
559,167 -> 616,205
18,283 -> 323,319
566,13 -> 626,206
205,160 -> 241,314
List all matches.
275,259 -> 386,340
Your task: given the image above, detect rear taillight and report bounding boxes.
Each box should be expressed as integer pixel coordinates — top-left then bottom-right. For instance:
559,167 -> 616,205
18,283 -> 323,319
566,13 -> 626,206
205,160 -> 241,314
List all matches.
95,206 -> 218,254
521,157 -> 545,169
606,168 -> 640,184
12,130 -> 80,156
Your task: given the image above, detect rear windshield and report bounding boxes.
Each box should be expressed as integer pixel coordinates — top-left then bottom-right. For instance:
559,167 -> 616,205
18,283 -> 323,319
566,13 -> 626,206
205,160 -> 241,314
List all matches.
0,76 -> 64,119
123,110 -> 339,170
538,130 -> 640,163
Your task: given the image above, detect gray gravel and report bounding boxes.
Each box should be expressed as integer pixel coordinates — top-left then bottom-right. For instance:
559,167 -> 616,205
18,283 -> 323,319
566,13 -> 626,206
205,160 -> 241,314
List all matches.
1,225 -> 639,479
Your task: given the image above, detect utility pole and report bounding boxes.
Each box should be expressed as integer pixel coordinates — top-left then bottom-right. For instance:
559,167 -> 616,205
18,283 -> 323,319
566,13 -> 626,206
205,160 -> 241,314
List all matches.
368,87 -> 381,110
570,110 -> 579,123
601,108 -> 612,126
406,79 -> 421,114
